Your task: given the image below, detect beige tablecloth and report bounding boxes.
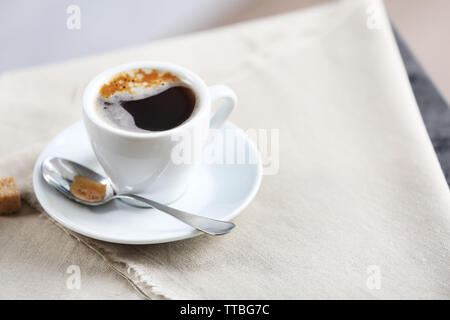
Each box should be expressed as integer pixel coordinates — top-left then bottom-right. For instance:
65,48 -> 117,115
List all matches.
1,0 -> 449,299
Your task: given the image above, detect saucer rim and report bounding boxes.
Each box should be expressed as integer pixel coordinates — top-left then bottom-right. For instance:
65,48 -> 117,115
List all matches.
32,120 -> 263,244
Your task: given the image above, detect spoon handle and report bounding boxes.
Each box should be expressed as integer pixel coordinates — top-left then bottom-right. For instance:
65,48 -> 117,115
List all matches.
115,194 -> 235,235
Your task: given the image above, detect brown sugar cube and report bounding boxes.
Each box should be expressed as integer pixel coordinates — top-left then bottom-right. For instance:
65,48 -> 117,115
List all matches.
0,176 -> 21,214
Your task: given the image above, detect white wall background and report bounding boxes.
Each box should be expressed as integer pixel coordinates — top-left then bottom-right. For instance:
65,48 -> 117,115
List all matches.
0,0 -> 254,71
1,0 -> 449,100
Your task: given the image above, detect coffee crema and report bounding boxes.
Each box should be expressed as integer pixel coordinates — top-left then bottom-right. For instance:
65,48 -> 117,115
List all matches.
96,68 -> 196,132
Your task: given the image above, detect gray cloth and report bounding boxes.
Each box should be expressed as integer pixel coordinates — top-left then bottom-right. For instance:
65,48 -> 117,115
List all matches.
395,28 -> 450,184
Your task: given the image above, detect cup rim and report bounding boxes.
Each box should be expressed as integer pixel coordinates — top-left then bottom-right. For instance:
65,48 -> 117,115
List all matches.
83,61 -> 209,139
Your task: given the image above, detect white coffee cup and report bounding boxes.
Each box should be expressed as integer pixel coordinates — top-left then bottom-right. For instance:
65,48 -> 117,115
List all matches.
83,61 -> 236,203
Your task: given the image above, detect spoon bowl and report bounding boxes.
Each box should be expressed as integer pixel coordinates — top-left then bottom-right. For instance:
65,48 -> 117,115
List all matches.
42,157 -> 115,206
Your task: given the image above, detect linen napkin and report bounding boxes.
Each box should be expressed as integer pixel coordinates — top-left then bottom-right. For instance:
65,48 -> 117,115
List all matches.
1,0 -> 449,299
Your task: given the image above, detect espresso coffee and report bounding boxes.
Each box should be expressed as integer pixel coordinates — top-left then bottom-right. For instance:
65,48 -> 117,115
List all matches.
96,68 -> 196,132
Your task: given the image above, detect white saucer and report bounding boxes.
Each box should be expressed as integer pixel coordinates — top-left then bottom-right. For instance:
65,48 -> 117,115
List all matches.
33,121 -> 262,244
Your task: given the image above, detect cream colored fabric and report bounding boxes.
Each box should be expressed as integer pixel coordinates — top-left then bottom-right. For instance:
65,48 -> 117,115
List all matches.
0,0 -> 449,299
0,146 -> 144,299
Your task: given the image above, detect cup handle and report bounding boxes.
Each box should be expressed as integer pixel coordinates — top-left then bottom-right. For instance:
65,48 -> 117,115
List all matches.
209,85 -> 237,129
